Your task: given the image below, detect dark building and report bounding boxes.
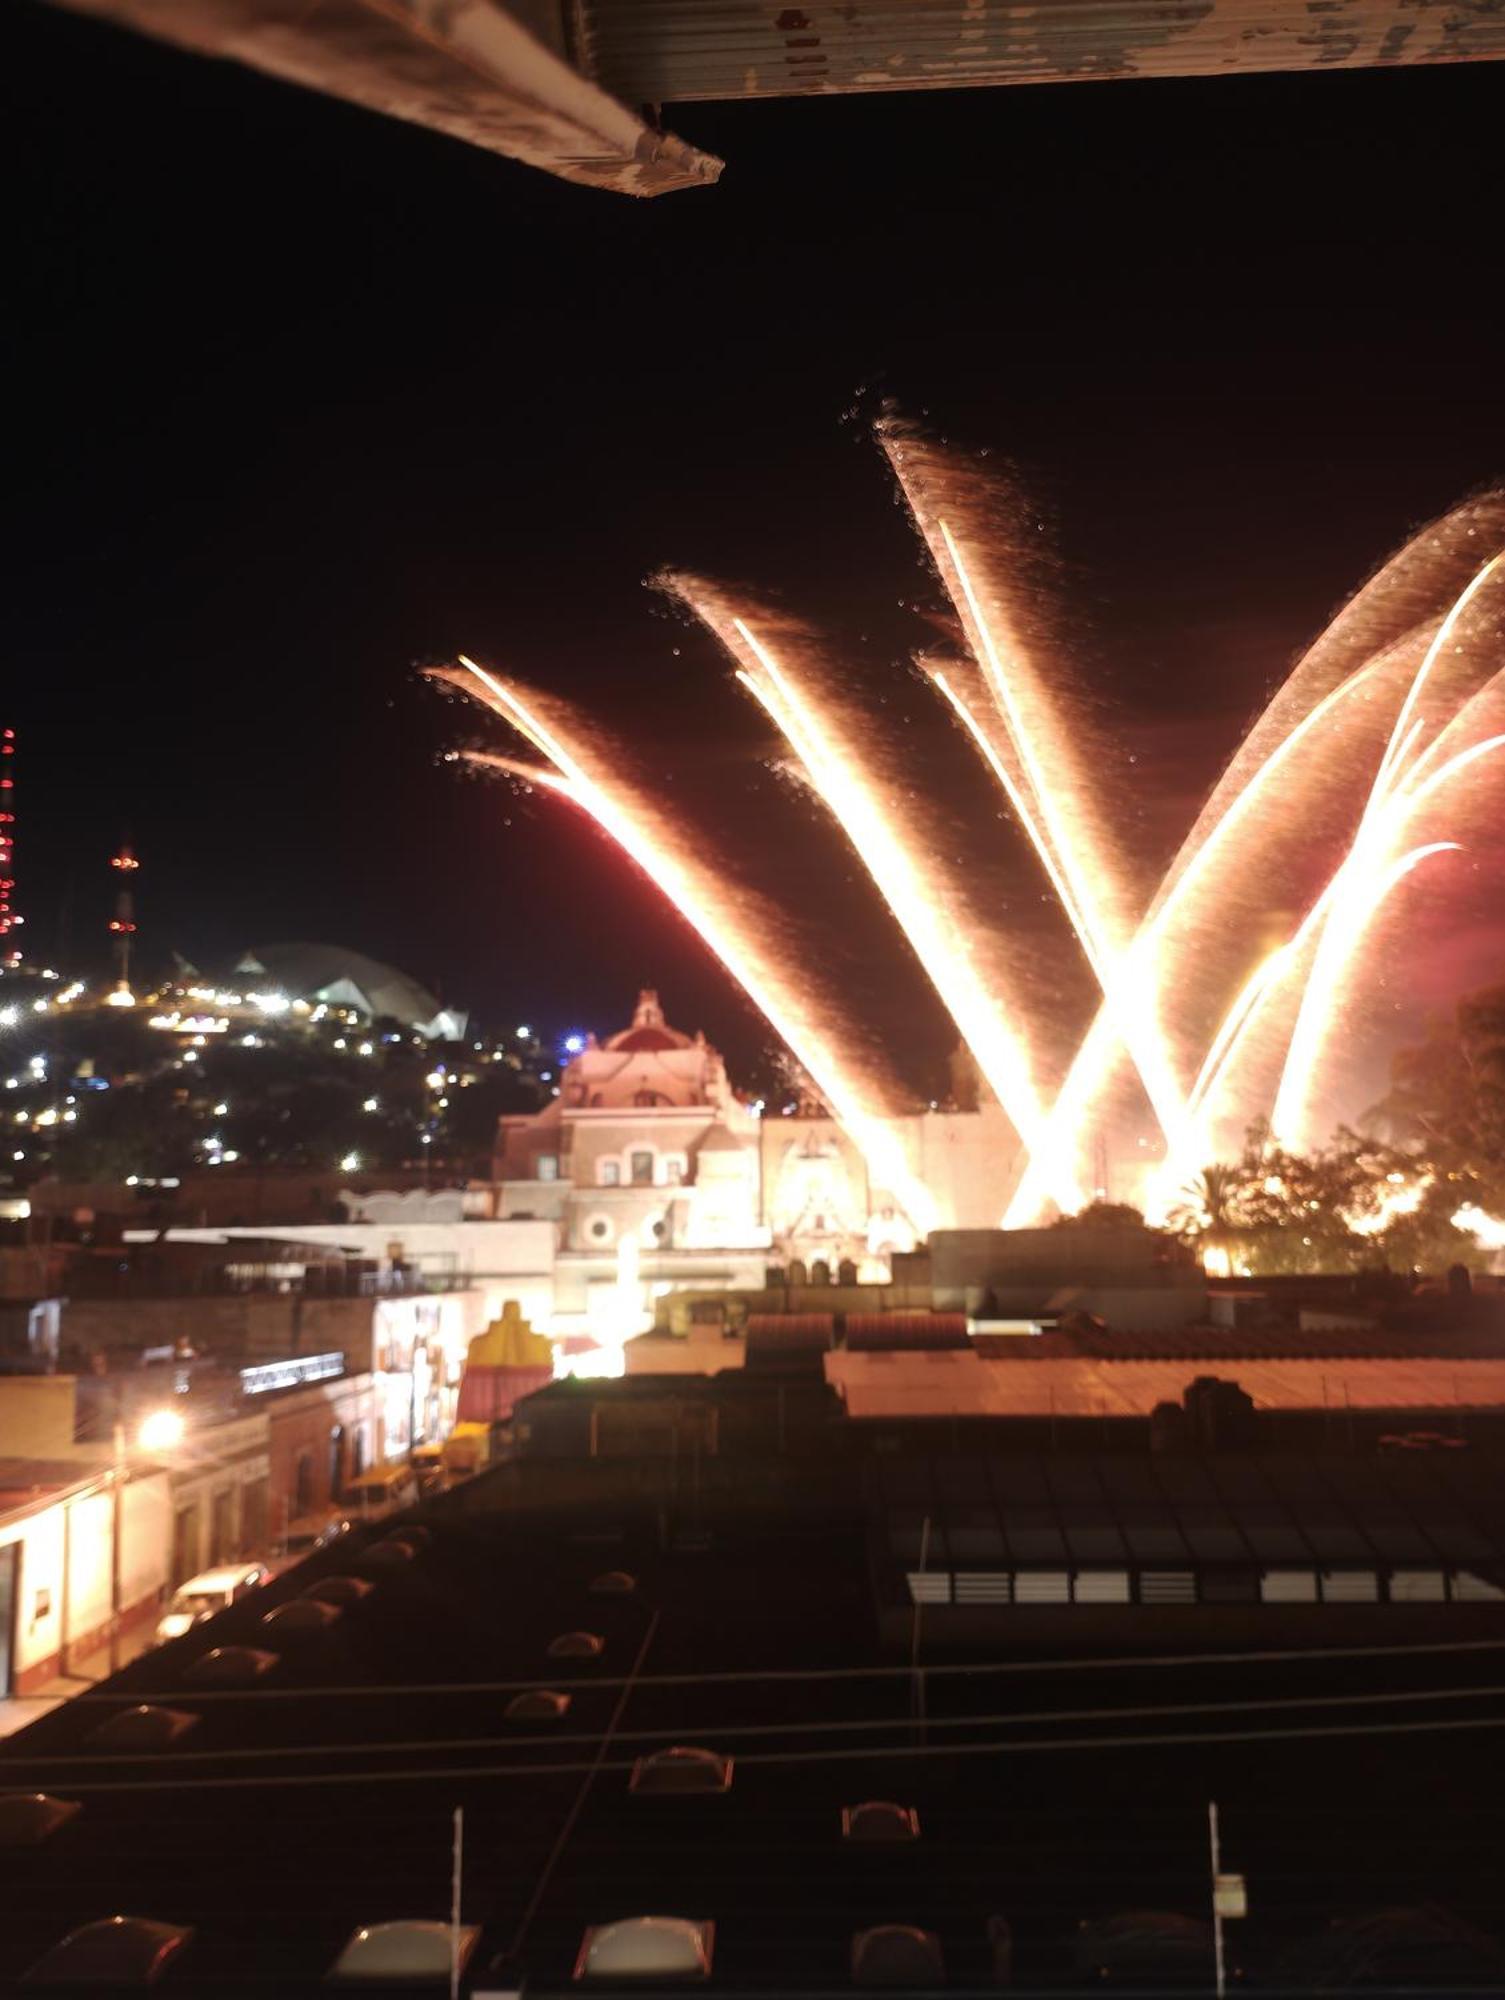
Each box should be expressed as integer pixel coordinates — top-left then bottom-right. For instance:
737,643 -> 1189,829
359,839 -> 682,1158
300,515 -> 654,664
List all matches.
4,1363 -> 1505,1993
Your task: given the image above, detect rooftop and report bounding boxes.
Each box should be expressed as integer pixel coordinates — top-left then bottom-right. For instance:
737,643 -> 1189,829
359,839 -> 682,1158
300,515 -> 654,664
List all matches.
5,1418 -> 1505,1992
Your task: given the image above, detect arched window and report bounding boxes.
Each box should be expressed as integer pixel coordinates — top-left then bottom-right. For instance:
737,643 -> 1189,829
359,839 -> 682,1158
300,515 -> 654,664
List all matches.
630,1151 -> 654,1186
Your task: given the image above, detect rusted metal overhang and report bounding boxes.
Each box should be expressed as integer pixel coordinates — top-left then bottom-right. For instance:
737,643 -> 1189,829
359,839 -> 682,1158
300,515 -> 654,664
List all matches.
45,0 -> 721,196
44,0 -> 1505,195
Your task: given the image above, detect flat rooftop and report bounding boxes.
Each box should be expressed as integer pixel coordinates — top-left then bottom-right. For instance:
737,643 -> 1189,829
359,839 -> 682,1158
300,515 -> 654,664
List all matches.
5,1442 -> 1505,1992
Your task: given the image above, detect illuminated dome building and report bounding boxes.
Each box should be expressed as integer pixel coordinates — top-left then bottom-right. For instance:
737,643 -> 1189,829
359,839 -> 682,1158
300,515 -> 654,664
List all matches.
491,990 -> 1020,1345
495,990 -> 767,1249
232,944 -> 467,1040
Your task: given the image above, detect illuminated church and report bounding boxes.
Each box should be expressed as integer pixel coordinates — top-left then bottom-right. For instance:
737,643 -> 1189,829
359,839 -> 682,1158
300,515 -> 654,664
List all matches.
492,990 -> 1018,1342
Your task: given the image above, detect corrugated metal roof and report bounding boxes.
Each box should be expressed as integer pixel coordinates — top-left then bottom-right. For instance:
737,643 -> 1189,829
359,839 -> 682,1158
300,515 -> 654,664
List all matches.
576,0 -> 1505,104
845,1312 -> 970,1350
828,1350 -> 1505,1418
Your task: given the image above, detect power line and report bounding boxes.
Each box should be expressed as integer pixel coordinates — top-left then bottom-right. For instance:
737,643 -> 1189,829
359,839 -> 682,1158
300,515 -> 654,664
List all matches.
8,1673 -> 1505,1770
9,1629 -> 1505,1705
30,1704 -> 1505,1794
505,1609 -> 660,1964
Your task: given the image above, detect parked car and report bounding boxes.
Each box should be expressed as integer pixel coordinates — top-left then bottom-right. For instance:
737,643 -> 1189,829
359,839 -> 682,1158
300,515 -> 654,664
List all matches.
273,1511 -> 351,1569
155,1563 -> 270,1644
343,1461 -> 419,1521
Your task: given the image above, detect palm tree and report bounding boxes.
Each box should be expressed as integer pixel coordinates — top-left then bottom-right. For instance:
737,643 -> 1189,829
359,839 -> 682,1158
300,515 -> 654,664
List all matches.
1166,1162 -> 1242,1272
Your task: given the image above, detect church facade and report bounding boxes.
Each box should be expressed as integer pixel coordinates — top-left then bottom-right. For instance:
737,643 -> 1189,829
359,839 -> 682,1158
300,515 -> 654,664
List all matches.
491,990 -> 1019,1343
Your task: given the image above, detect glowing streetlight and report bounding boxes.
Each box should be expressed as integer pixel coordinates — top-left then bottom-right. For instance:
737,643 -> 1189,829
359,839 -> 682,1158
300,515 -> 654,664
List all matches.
138,1407 -> 186,1453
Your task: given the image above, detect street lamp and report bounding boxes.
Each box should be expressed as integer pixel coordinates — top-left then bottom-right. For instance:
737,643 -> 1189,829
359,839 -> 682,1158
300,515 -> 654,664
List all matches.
138,1407 -> 186,1453
110,1405 -> 185,1672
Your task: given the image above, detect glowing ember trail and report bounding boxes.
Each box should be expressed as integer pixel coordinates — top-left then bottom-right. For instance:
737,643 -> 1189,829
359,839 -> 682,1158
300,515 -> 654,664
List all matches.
438,657 -> 939,1233
1272,556 -> 1505,1148
440,435 -> 1505,1231
662,575 -> 1053,1166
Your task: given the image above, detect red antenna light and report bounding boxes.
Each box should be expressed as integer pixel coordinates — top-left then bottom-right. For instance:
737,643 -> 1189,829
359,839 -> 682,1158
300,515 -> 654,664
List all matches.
110,842 -> 139,999
0,727 -> 19,964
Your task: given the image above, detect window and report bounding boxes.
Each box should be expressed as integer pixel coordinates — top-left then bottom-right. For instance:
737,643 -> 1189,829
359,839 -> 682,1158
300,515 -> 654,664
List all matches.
1013,1571 -> 1070,1604
1389,1570 -> 1446,1602
665,1158 -> 684,1184
328,1424 -> 345,1500
1072,1570 -> 1131,1603
599,1159 -> 621,1186
589,1217 -> 612,1243
209,1489 -> 235,1566
1260,1570 -> 1318,1602
536,1153 -> 559,1182
294,1450 -> 314,1518
630,1150 -> 654,1186
350,1426 -> 367,1479
1320,1569 -> 1379,1603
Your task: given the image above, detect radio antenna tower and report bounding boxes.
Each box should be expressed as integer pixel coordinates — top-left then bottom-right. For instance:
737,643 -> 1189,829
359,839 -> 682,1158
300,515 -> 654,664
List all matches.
108,843 -> 140,1005
0,727 -> 20,967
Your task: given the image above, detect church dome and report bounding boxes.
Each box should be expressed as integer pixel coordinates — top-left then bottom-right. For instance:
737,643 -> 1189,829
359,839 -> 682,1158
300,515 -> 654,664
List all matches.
606,989 -> 694,1054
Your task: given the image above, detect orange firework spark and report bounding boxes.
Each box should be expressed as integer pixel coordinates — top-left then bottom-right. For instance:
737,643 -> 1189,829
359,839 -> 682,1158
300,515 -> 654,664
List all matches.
433,658 -> 940,1233
438,436 -> 1505,1232
659,571 -> 1054,1169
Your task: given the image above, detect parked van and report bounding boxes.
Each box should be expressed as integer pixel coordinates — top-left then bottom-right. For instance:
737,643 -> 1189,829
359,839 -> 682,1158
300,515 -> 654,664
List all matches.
155,1563 -> 270,1644
343,1462 -> 419,1521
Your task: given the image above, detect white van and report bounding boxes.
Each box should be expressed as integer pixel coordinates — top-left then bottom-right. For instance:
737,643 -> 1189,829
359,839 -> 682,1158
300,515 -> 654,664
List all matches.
155,1563 -> 269,1644
343,1462 -> 419,1521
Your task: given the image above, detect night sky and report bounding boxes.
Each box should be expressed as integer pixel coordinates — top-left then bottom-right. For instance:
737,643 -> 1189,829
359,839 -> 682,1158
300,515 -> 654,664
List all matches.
6,4 -> 1501,1093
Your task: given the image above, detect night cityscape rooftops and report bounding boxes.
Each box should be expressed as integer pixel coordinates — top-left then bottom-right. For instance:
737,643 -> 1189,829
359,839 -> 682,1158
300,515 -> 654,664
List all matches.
7,1364 -> 1505,1993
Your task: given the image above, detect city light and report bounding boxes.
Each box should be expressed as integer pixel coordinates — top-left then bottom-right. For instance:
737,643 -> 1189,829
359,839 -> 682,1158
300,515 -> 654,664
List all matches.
340,1151 -> 360,1172
563,1033 -> 585,1055
138,1408 -> 186,1453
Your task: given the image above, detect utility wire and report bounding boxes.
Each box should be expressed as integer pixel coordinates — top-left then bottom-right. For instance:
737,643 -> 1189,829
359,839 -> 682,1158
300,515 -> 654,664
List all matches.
30,1704 -> 1505,1795
9,1630 -> 1505,1705
503,1608 -> 660,1964
7,1674 -> 1505,1769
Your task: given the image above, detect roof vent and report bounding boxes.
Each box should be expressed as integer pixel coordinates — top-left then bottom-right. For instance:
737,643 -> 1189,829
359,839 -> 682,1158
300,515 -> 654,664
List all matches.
303,1574 -> 375,1608
23,1916 -> 193,1986
548,1631 -> 605,1660
574,1917 -> 714,1983
263,1597 -> 343,1635
630,1747 -> 733,1795
851,1925 -> 945,1986
506,1690 -> 572,1722
327,1920 -> 480,1983
183,1646 -> 279,1687
359,1538 -> 416,1572
85,1706 -> 199,1752
0,1792 -> 81,1849
589,1570 -> 637,1595
842,1802 -> 921,1843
